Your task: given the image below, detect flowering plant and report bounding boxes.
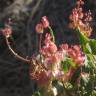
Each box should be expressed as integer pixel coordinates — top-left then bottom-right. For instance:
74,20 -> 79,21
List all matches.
0,0 -> 96,96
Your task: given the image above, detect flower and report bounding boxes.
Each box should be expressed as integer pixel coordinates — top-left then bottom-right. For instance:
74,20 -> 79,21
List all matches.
69,0 -> 92,37
1,25 -> 12,38
35,16 -> 49,34
40,33 -> 57,57
41,16 -> 49,28
68,45 -> 85,65
59,44 -> 69,50
43,51 -> 64,69
35,23 -> 43,33
76,0 -> 84,6
35,70 -> 52,88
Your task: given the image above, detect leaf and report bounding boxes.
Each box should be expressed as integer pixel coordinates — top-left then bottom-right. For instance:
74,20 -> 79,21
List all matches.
32,91 -> 41,96
52,80 -> 64,95
81,73 -> 89,84
77,28 -> 96,55
76,28 -> 89,45
84,55 -> 89,67
64,82 -> 73,89
61,58 -> 76,72
86,54 -> 96,68
67,58 -> 76,68
89,39 -> 96,55
80,43 -> 91,55
52,86 -> 58,96
76,28 -> 96,68
76,28 -> 91,53
61,61 -> 69,72
70,67 -> 81,85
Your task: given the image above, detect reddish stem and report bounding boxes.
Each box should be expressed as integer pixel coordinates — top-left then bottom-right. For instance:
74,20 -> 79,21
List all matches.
39,34 -> 42,51
5,37 -> 30,63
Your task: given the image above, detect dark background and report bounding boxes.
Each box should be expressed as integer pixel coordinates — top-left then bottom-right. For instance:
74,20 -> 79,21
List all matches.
0,0 -> 96,96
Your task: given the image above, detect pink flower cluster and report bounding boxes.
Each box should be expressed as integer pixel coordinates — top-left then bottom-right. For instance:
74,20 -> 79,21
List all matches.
0,0 -> 93,92
40,33 -> 57,57
1,25 -> 12,38
30,14 -> 86,87
68,45 -> 85,65
60,44 -> 85,65
33,70 -> 51,87
69,0 -> 92,37
29,31 -> 85,86
35,16 -> 49,33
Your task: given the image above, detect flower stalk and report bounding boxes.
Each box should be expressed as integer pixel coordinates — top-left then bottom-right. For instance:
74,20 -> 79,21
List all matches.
5,37 -> 30,63
48,26 -> 55,43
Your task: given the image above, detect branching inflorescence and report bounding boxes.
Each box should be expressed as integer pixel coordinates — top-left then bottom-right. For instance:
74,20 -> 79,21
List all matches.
0,0 -> 95,96
69,0 -> 92,37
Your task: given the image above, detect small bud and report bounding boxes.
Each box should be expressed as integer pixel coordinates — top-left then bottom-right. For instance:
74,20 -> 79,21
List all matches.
41,16 -> 49,28
1,26 -> 12,38
35,23 -> 43,33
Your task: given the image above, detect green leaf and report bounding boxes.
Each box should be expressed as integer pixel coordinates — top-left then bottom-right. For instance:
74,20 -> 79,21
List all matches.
32,91 -> 41,96
77,27 -> 96,55
76,28 -> 89,45
82,43 -> 92,54
89,39 -> 96,55
86,54 -> 96,68
84,55 -> 89,67
64,82 -> 73,89
76,28 -> 91,53
70,67 -> 81,85
61,58 -> 76,72
76,28 -> 96,68
67,58 -> 76,67
61,61 -> 69,72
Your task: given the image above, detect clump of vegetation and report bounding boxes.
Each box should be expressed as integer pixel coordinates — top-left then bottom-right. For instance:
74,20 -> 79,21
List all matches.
0,0 -> 96,96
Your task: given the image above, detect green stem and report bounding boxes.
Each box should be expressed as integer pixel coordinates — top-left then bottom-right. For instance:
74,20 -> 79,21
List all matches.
48,26 -> 55,42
